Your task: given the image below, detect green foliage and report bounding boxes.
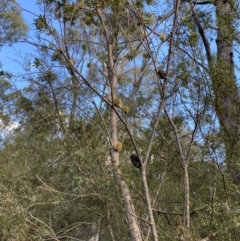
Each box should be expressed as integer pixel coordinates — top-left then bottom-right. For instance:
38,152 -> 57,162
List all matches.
34,15 -> 48,31
142,12 -> 155,25
33,58 -> 42,68
0,70 -> 12,78
145,0 -> 156,6
189,32 -> 199,46
0,0 -> 27,44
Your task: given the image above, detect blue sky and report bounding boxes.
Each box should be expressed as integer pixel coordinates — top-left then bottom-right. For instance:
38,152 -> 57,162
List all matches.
1,1 -> 239,86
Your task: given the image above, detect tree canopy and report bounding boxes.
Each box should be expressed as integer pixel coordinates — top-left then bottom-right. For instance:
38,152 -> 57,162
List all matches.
0,0 -> 27,45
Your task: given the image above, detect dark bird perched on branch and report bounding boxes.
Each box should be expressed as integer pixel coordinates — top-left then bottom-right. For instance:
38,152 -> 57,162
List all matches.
130,153 -> 142,168
157,68 -> 167,80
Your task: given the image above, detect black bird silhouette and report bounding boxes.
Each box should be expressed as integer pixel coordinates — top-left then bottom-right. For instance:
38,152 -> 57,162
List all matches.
130,154 -> 142,168
157,69 -> 167,80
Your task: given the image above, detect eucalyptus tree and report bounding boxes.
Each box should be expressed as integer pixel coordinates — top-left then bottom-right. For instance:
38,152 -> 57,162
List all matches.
189,0 -> 240,182
161,0 -> 240,239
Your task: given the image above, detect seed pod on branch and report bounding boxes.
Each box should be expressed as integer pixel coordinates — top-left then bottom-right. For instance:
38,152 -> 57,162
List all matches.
122,105 -> 129,115
159,33 -> 167,41
114,141 -> 122,152
113,97 -> 123,108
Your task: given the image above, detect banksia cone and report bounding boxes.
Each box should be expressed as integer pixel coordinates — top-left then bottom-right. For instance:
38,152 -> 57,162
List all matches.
159,33 -> 166,41
122,105 -> 129,115
113,97 -> 123,108
114,141 -> 123,152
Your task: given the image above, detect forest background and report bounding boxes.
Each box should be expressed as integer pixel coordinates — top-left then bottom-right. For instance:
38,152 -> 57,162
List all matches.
0,0 -> 240,240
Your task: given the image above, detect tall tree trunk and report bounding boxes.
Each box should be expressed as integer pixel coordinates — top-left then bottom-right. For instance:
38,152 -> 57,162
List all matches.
141,168 -> 158,241
213,0 -> 240,182
96,7 -> 142,238
183,164 -> 190,229
193,0 -> 240,182
108,44 -> 142,241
